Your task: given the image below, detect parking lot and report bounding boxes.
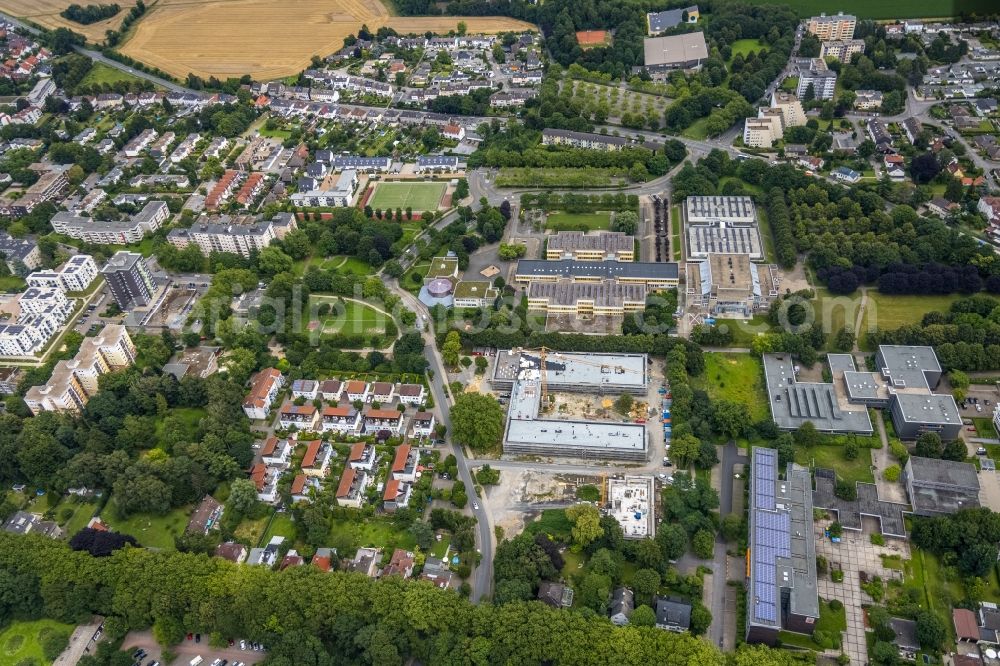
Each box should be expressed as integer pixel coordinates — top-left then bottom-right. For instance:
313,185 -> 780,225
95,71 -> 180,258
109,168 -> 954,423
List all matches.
122,631 -> 267,666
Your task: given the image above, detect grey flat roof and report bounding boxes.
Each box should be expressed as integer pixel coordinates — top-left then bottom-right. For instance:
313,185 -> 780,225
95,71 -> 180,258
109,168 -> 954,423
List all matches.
505,416 -> 646,451
493,349 -> 648,389
515,259 -> 678,281
894,393 -> 960,426
877,345 -> 940,390
763,354 -> 873,434
687,224 -> 763,259
748,448 -> 819,630
643,32 -> 708,67
813,471 -> 908,537
842,371 -> 883,401
908,456 -> 979,489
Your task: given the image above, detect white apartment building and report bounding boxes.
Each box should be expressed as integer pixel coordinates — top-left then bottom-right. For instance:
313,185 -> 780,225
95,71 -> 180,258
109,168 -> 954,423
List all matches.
806,13 -> 856,40
23,325 -> 136,414
27,254 -> 97,293
167,219 -> 277,258
17,287 -> 74,321
819,39 -> 865,61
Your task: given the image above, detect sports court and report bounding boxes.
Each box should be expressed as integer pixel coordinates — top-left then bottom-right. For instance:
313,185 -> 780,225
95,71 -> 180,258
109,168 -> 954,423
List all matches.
368,181 -> 446,211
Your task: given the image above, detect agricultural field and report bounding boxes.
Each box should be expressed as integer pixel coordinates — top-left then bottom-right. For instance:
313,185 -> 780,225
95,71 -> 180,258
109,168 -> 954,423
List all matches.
0,0 -> 137,42
0,618 -> 74,666
741,0 -> 993,18
544,211 -> 611,233
368,181 -> 446,212
118,0 -> 536,79
568,79 -> 670,129
308,295 -> 389,338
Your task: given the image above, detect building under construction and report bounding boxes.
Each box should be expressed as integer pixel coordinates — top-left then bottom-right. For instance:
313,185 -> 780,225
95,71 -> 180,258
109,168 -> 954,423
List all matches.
607,476 -> 656,538
496,349 -> 648,461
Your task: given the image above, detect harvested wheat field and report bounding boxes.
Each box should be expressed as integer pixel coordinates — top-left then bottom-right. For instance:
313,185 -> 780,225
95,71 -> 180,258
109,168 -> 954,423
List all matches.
0,0 -> 138,42
118,0 -> 536,80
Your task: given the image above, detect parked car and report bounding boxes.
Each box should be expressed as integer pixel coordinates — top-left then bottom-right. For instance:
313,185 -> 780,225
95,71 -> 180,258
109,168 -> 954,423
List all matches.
978,447 -> 988,455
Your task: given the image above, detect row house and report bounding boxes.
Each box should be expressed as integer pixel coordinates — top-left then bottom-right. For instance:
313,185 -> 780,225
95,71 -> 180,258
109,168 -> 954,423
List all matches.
345,380 -> 370,402
301,439 -> 333,477
348,443 -> 376,471
261,436 -> 294,467
205,169 -> 244,210
391,444 -> 419,483
412,411 -> 436,438
397,383 -> 426,405
243,368 -> 283,420
383,479 -> 412,512
320,379 -> 343,400
291,474 -> 322,503
336,467 -> 370,509
321,405 -> 362,433
291,379 -> 319,399
363,408 -> 405,435
169,133 -> 200,163
251,463 -> 280,503
371,381 -> 394,403
279,403 -> 319,431
122,128 -> 158,158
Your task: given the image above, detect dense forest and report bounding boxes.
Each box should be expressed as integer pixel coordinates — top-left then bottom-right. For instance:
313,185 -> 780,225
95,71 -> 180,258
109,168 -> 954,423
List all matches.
0,534 -> 728,666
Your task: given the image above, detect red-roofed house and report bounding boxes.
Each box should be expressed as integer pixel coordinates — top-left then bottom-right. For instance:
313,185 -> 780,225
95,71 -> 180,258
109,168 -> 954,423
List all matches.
321,405 -> 361,433
955,608 -> 980,643
348,443 -> 376,471
250,463 -> 279,503
391,444 -> 418,482
312,547 -> 335,571
363,408 -> 404,434
442,124 -> 465,141
291,473 -> 321,502
301,439 -> 333,477
383,478 -> 412,512
345,380 -> 370,402
280,550 -> 304,570
383,548 -> 415,578
261,436 -> 294,467
279,404 -> 319,431
215,541 -> 248,563
336,467 -> 369,508
243,368 -> 283,419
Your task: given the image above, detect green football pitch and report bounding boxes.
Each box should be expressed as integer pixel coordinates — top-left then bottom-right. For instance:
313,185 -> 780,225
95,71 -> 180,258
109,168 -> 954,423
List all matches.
368,182 -> 446,211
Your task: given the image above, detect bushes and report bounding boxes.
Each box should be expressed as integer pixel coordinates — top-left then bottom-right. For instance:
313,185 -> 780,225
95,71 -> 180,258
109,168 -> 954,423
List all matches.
883,465 -> 900,482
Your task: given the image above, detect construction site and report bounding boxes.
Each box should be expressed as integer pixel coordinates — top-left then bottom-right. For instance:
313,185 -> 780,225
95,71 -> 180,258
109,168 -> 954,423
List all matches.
494,349 -> 649,461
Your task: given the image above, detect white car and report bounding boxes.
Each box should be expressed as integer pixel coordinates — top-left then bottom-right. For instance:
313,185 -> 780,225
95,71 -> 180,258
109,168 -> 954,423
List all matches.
472,502 -> 479,510
240,640 -> 246,650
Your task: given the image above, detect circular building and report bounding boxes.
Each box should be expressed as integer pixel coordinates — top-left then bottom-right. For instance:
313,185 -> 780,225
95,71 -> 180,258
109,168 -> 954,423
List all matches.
427,278 -> 454,298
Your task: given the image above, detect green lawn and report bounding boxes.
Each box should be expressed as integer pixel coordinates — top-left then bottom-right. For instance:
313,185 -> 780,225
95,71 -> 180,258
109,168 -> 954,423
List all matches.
670,204 -> 681,261
974,418 -> 998,439
682,117 -> 710,140
544,211 -> 612,232
495,167 -> 627,188
794,442 -> 874,484
61,500 -> 99,538
368,182 -> 446,211
399,221 -> 422,246
691,353 -> 769,422
813,287 -> 863,346
100,500 -> 190,550
319,255 -> 374,276
429,534 -> 451,559
728,39 -> 767,61
79,62 -> 146,88
742,0 -> 991,18
524,509 -> 573,541
328,517 -> 417,557
401,261 -> 430,294
308,296 -> 388,337
259,127 -> 293,139
780,77 -> 799,93
0,275 -> 25,293
861,293 -> 963,338
778,599 -> 845,651
0,618 -> 74,666
263,511 -> 298,543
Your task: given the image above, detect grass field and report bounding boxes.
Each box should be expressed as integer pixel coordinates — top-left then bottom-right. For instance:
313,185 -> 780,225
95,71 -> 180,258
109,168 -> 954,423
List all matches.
328,517 -> 417,557
101,500 -> 190,550
319,255 -> 373,276
79,62 -> 147,88
0,618 -> 74,666
0,0 -> 138,42
691,353 -> 769,422
794,442 -> 874,485
61,499 -> 99,538
860,292 -> 961,336
741,0 -> 993,18
368,182 -> 446,212
544,211 -> 611,232
309,296 -> 388,337
118,0 -> 536,79
670,204 -> 681,261
728,39 -> 767,61
682,117 -> 711,140
496,167 -> 627,188
0,275 -> 25,293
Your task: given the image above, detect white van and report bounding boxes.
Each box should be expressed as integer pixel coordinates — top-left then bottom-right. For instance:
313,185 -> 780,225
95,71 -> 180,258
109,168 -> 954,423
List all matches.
190,658 -> 203,666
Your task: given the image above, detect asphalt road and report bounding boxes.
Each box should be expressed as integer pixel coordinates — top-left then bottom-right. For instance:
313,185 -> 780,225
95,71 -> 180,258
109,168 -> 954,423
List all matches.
391,284 -> 494,603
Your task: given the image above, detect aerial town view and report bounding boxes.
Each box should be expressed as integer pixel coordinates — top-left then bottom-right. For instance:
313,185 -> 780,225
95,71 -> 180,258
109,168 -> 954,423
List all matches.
0,0 -> 1000,664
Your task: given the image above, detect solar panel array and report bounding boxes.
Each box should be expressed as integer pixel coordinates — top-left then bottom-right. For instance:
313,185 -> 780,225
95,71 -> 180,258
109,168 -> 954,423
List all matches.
751,448 -> 791,626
